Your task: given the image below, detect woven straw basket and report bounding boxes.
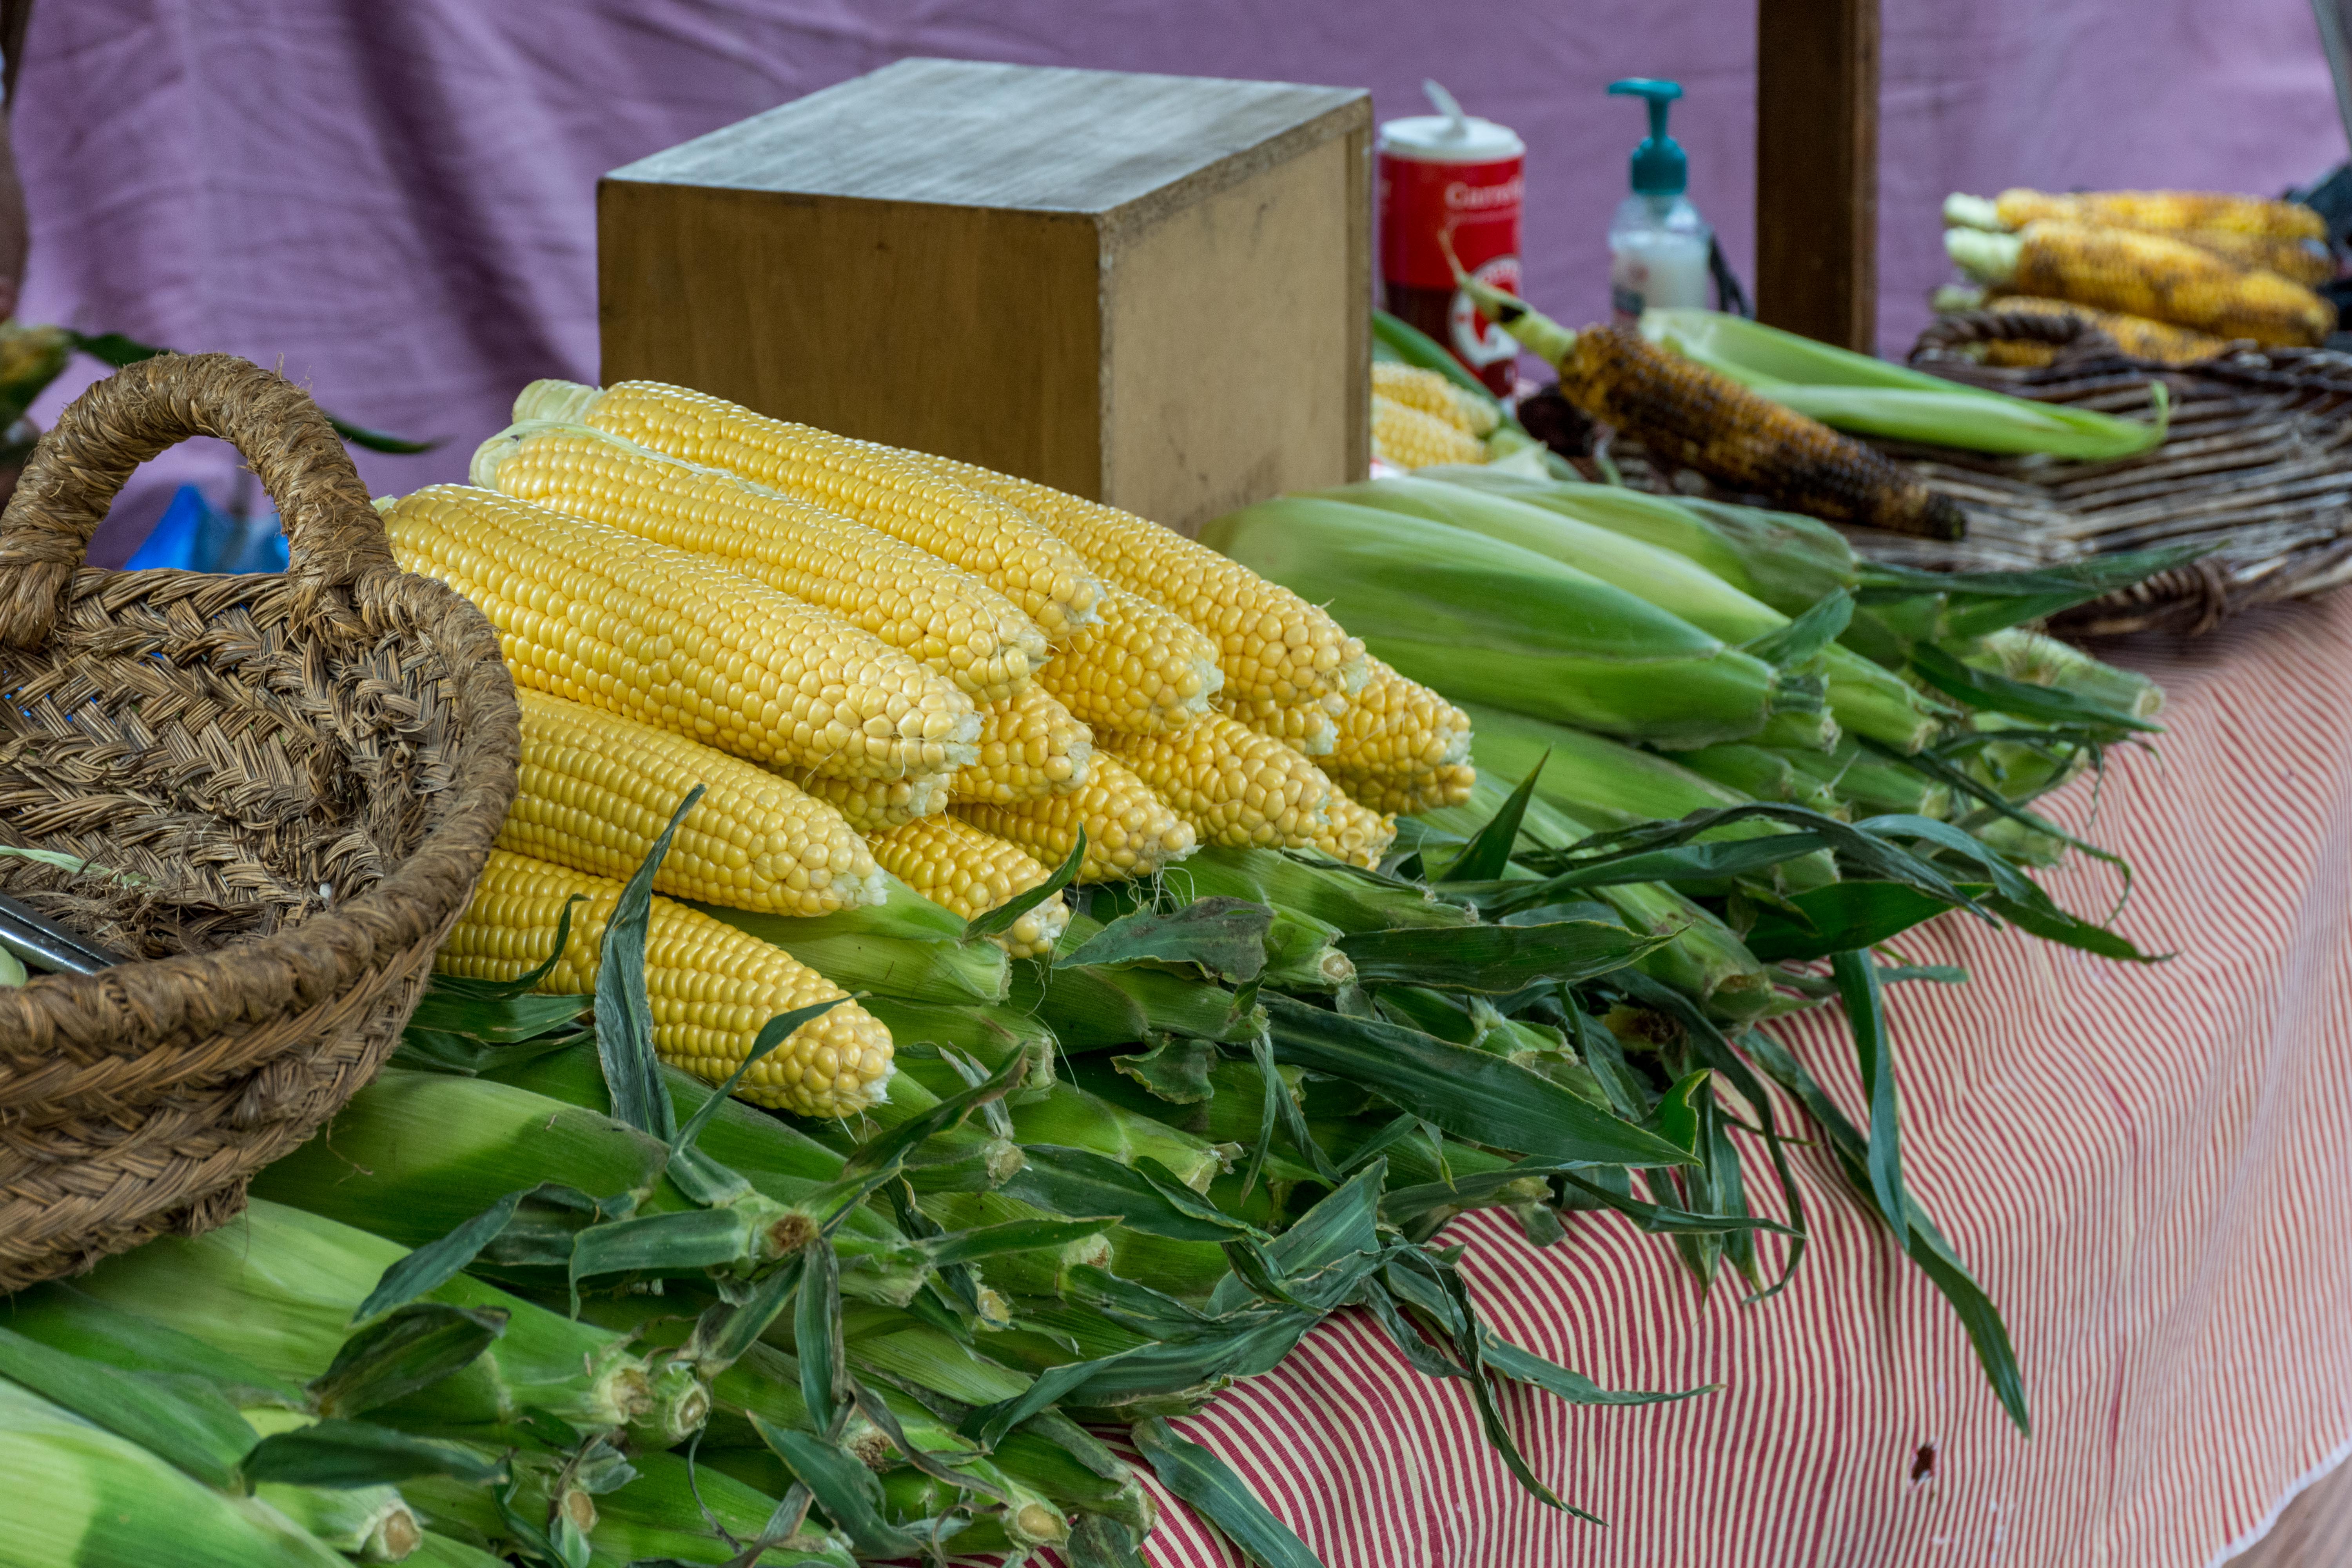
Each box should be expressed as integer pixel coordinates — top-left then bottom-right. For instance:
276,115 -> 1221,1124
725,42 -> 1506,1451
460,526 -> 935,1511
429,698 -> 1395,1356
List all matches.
0,354 -> 519,1292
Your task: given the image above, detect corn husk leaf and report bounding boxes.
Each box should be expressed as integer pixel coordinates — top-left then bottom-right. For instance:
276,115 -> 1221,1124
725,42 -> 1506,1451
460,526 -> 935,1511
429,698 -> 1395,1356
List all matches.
1131,1416 -> 1328,1568
1055,897 -> 1272,982
0,1324 -> 256,1488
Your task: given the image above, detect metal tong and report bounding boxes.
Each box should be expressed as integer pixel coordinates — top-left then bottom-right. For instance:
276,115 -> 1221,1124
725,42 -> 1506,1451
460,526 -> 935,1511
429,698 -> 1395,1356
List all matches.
0,891 -> 127,975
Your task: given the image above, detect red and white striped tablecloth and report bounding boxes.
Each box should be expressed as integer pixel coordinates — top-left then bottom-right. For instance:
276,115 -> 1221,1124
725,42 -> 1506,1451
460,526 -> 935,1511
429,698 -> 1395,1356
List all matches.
1096,592 -> 2352,1567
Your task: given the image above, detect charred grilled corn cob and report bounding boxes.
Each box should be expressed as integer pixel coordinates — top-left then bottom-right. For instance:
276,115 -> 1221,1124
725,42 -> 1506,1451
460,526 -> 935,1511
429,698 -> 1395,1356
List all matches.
1372,394 -> 1490,469
516,379 -> 1105,641
1946,221 -> 2333,348
950,683 -> 1095,805
440,850 -> 893,1116
867,815 -> 1072,959
1972,294 -> 2232,365
1985,187 -> 2324,242
503,690 -> 884,915
474,421 -> 1047,702
1454,276 -> 1965,539
1103,713 -> 1338,851
381,486 -> 981,779
905,452 -> 1367,705
954,755 -> 1196,881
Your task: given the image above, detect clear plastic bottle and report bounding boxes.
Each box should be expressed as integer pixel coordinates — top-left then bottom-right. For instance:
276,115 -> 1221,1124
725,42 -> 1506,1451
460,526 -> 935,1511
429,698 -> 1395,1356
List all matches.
1604,79 -> 1713,322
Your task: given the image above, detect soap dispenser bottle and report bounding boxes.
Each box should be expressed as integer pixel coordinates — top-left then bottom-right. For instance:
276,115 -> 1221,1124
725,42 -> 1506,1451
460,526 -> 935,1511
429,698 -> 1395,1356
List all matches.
1606,78 -> 1712,321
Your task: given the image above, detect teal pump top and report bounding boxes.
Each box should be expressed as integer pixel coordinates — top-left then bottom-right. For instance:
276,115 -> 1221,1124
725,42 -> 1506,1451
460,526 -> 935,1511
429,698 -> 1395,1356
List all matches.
1607,78 -> 1687,197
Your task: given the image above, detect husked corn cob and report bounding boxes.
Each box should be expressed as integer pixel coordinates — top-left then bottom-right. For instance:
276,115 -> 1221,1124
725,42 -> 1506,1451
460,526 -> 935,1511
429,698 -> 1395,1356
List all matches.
1372,361 -> 1499,436
518,380 -> 1104,641
1372,394 -> 1490,470
1973,295 -> 2231,365
867,815 -> 1072,960
798,771 -> 951,832
2172,229 -> 2333,288
1034,586 -> 1223,735
1105,713 -> 1338,851
1454,278 -> 1966,540
1946,221 -> 2332,348
1218,691 -> 1343,756
904,451 -> 1367,706
475,423 -> 1046,702
382,485 -> 978,779
1309,794 -> 1397,869
503,690 -> 883,915
1330,759 -> 1478,816
440,850 -> 893,1116
1993,187 -> 2325,242
949,683 -> 1094,806
1327,657 -> 1473,775
955,755 -> 1196,882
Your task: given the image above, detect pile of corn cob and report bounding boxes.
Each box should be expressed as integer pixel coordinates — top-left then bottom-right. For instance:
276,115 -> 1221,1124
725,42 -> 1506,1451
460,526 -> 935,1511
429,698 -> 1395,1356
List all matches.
1942,187 -> 2337,361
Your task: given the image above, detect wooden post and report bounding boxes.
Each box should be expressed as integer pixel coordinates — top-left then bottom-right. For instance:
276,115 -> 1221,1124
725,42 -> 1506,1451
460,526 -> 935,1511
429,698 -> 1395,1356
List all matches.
1755,0 -> 1881,351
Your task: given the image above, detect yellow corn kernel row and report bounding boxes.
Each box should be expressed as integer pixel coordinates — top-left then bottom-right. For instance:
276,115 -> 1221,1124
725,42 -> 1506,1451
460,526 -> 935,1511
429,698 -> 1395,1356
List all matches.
501,689 -> 882,916
1993,187 -> 2325,242
867,815 -> 1071,961
1105,713 -> 1336,851
2012,220 -> 2332,348
1372,395 -> 1489,471
1217,692 -> 1342,757
904,450 -> 1367,707
439,850 -> 892,1117
949,683 -> 1093,806
523,379 -> 1105,642
476,423 -> 1046,703
1328,658 -> 1474,775
797,771 -> 951,833
1973,294 -> 2230,366
1328,760 -> 1478,817
382,485 -> 978,781
1309,793 -> 1397,869
954,755 -> 1196,883
1035,586 -> 1223,735
1371,362 -> 1499,437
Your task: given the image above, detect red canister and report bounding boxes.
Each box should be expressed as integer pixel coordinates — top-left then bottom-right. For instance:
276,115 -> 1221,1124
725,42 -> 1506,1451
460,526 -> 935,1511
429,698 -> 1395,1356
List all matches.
1377,95 -> 1526,394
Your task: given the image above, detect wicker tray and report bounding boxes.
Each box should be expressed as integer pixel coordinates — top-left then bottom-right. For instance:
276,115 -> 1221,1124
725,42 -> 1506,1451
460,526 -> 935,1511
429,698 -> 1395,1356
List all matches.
1604,310 -> 2352,637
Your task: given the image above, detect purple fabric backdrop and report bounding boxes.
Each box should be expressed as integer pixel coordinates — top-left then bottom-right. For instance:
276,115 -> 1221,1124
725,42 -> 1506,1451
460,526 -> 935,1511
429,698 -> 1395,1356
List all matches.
14,0 -> 2345,559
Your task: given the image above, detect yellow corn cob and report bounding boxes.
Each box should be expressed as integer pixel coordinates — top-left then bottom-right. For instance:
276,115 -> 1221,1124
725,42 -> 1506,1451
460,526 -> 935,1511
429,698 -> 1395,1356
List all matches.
1034,587 -> 1223,735
1327,658 -> 1474,775
1950,221 -> 2332,348
1104,714 -> 1338,851
1974,294 -> 2232,366
382,485 -> 978,780
1217,692 -> 1342,757
900,452 -> 1366,707
1993,187 -> 2325,242
439,850 -> 892,1116
796,771 -> 951,833
954,755 -> 1196,882
1370,362 -> 1500,436
519,380 -> 1104,642
1372,394 -> 1490,470
502,690 -> 883,916
475,423 -> 1046,702
948,684 -> 1094,806
2171,230 -> 2334,288
867,815 -> 1071,960
1308,794 -> 1397,869
1330,761 -> 1477,817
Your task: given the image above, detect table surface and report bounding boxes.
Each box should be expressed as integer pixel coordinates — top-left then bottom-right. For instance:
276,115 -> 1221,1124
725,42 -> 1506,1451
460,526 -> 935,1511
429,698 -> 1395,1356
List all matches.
1053,591 -> 2352,1568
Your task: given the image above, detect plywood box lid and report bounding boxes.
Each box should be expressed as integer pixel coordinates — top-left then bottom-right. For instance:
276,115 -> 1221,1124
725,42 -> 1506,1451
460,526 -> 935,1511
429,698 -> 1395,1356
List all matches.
605,57 -> 1368,227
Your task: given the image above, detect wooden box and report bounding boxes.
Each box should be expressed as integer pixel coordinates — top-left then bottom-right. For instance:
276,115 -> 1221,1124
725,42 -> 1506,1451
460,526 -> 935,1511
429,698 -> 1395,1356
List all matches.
598,58 -> 1371,535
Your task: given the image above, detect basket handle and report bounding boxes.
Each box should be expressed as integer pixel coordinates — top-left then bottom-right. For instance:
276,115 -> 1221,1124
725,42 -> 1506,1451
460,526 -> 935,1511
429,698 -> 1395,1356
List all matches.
0,352 -> 397,646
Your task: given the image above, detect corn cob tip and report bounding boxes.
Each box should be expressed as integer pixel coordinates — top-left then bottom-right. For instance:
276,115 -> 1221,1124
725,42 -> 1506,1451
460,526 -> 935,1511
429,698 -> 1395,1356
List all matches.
514,377 -> 601,423
1453,266 -> 1577,366
1943,193 -> 2003,231
1945,227 -> 2022,283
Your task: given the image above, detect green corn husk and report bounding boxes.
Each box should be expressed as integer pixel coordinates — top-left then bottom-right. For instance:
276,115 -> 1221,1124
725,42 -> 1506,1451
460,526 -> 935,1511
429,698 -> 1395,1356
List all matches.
692,879 -> 1010,1005
1007,1082 -> 1234,1192
1752,707 -> 1845,751
1099,1229 -> 1235,1303
1962,811 -> 2068,868
67,1200 -> 690,1445
1197,495 -> 1816,750
252,1479 -> 423,1563
1417,773 -> 1777,1020
1969,627 -> 2164,720
0,1379 -> 352,1568
1160,845 -> 1479,932
858,996 -> 1060,1083
1261,906 -> 1356,990
1640,307 -> 2167,459
1320,477 -> 1948,751
916,1191 -> 1115,1299
1068,1052 -> 1308,1151
1772,738 -> 1953,820
1418,466 -> 1858,620
993,1425 -> 1158,1538
875,1461 -> 1070,1553
1663,742 -> 1849,817
584,1448 -> 855,1568
1008,951 -> 1257,1052
408,1533 -> 508,1568
1457,702 -> 1840,891
803,1069 -> 1026,1194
